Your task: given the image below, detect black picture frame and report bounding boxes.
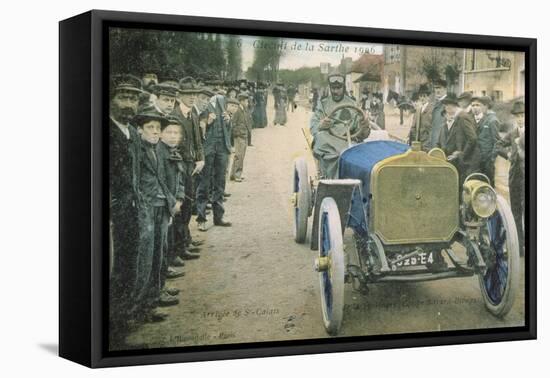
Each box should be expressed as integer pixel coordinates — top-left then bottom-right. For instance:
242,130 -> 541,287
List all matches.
59,9 -> 537,368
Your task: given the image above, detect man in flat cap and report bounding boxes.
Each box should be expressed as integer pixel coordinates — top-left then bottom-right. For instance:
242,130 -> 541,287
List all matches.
195,87 -> 233,231
472,96 -> 500,186
108,74 -> 143,340
309,73 -> 370,179
438,93 -> 480,187
408,84 -> 433,152
497,101 -> 526,255
153,81 -> 179,116
230,92 -> 253,183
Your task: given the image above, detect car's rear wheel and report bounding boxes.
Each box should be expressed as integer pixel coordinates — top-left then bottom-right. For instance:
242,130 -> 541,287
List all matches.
317,197 -> 345,335
292,157 -> 311,243
478,195 -> 520,317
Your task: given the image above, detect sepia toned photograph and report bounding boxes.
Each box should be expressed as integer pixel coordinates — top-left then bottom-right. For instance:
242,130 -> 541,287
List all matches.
107,26 -> 527,352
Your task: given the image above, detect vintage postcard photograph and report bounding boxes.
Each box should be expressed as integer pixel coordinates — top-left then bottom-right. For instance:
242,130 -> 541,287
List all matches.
107,26 -> 526,351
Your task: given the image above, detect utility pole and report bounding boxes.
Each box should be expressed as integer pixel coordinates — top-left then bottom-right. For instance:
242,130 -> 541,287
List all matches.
399,45 -> 407,95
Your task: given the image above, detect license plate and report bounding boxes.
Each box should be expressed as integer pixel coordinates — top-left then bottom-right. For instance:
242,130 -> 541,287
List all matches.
391,252 -> 434,271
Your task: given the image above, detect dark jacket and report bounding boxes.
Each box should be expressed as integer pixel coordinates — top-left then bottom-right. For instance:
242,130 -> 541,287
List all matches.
172,103 -> 205,162
231,106 -> 253,139
156,141 -> 186,203
475,112 -> 500,162
139,139 -> 175,215
497,127 -> 525,186
203,98 -> 233,154
109,119 -> 141,210
430,100 -> 446,149
440,111 -> 481,175
409,102 -> 434,151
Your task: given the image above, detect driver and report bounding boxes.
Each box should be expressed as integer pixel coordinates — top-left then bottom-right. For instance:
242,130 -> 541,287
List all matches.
310,73 -> 370,178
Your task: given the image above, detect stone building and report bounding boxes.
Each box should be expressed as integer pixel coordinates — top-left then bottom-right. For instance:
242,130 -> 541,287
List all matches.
382,44 -> 464,100
462,49 -> 525,102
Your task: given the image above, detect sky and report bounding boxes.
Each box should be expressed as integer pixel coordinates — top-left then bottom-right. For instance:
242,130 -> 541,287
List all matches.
238,35 -> 383,71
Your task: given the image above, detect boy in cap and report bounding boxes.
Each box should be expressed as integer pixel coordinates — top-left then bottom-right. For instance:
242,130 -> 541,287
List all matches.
153,82 -> 179,115
157,115 -> 193,290
229,92 -> 253,183
497,101 -> 526,255
109,74 -> 143,341
471,96 -> 500,186
132,106 -> 180,323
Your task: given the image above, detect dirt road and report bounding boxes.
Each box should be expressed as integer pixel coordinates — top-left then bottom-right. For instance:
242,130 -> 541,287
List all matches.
125,101 -> 524,349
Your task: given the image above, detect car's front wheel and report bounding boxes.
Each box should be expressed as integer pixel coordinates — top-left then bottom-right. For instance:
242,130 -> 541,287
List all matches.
316,197 -> 345,335
478,195 -> 520,317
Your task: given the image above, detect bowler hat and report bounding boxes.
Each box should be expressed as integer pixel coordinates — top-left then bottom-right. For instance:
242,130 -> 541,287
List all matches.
417,84 -> 431,96
471,95 -> 492,107
457,91 -> 473,104
226,98 -> 240,106
179,76 -> 200,94
511,101 -> 525,115
441,93 -> 459,106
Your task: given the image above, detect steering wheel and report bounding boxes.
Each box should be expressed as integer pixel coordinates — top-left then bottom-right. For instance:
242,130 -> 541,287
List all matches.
325,103 -> 367,140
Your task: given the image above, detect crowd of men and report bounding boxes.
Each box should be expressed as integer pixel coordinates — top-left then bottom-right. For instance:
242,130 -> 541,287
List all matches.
109,73 -> 270,347
404,78 -> 525,254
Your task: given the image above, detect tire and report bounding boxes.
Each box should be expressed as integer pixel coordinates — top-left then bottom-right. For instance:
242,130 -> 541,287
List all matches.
292,157 -> 311,243
318,197 -> 345,335
478,195 -> 520,317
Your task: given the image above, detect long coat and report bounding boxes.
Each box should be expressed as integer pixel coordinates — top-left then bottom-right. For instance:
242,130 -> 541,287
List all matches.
476,112 -> 500,162
156,141 -> 186,202
430,100 -> 446,149
409,102 -> 434,151
203,98 -> 232,155
440,111 -> 481,181
139,140 -> 175,215
172,103 -> 205,162
110,119 -> 141,210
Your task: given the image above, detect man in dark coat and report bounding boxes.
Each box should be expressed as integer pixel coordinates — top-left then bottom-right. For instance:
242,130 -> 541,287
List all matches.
497,101 -> 525,255
408,84 -> 433,151
252,83 -> 268,128
230,93 -> 253,182
472,96 -> 500,186
109,74 -> 142,337
195,88 -> 233,231
430,78 -> 448,149
438,94 -> 480,187
171,77 -> 204,258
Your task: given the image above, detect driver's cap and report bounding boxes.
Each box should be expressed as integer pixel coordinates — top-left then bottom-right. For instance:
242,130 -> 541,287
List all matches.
328,73 -> 345,87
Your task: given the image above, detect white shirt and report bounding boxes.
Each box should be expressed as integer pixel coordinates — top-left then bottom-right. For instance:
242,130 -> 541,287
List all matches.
111,116 -> 130,140
474,112 -> 484,123
179,103 -> 192,118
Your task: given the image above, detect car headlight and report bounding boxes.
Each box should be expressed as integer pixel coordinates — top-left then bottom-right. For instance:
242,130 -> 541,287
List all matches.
471,185 -> 497,218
